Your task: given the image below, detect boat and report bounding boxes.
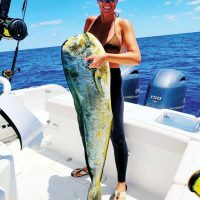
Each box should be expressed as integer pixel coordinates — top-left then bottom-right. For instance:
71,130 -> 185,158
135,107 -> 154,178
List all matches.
0,78 -> 200,200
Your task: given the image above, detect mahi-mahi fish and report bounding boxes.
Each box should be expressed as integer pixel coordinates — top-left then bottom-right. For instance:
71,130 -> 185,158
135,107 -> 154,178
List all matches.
61,32 -> 113,199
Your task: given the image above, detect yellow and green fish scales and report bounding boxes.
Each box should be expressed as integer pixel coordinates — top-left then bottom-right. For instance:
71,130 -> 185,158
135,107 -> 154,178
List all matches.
61,32 -> 113,200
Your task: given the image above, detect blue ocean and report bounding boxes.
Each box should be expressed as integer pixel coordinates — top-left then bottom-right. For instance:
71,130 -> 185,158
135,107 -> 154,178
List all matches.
0,32 -> 200,115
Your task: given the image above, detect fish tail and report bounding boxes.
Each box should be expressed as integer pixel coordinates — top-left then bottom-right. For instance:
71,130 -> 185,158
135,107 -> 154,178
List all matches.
87,181 -> 101,200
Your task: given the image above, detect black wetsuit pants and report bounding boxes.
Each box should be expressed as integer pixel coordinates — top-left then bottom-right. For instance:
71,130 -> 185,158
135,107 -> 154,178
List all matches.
110,68 -> 128,183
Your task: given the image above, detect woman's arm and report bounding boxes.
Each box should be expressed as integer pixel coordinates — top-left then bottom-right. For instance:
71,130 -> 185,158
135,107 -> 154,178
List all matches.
84,16 -> 94,33
105,19 -> 141,66
86,19 -> 141,68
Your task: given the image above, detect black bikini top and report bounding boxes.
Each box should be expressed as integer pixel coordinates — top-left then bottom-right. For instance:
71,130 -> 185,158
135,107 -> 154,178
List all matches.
88,16 -> 121,54
103,26 -> 121,54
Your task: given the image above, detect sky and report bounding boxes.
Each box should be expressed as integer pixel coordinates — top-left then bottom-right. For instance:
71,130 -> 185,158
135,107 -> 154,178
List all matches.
0,0 -> 200,52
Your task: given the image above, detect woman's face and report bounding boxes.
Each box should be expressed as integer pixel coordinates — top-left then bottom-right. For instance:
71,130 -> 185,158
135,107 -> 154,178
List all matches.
97,0 -> 118,14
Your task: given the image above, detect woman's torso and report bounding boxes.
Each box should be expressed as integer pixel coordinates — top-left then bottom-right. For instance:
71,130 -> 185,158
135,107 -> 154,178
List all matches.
86,16 -> 123,69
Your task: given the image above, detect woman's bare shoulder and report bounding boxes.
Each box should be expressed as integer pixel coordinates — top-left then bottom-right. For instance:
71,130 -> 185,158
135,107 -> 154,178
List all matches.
85,16 -> 98,23
118,18 -> 133,28
84,16 -> 98,32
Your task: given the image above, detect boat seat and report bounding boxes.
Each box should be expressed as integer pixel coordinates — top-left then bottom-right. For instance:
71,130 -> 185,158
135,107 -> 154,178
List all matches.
0,142 -> 17,200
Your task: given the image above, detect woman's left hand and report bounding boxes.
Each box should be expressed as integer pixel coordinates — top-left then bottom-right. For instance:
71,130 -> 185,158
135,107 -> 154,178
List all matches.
85,54 -> 106,68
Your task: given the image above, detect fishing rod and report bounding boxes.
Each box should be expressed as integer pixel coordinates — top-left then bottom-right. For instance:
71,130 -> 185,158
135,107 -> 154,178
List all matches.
0,0 -> 28,82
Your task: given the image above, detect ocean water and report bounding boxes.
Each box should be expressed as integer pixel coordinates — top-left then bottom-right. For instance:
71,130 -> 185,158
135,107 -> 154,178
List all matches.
0,32 -> 200,115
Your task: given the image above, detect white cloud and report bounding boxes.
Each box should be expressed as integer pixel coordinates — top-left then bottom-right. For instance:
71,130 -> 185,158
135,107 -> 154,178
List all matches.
164,0 -> 183,6
165,1 -> 172,5
40,20 -> 63,25
188,0 -> 200,5
31,20 -> 63,28
83,1 -> 91,8
162,11 -> 194,21
31,24 -> 37,28
115,9 -> 122,13
187,0 -> 200,12
195,5 -> 200,10
164,15 -> 178,21
175,0 -> 182,5
181,11 -> 194,15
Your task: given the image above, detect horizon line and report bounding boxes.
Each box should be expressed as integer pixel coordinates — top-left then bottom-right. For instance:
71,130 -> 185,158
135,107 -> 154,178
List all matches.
0,31 -> 199,53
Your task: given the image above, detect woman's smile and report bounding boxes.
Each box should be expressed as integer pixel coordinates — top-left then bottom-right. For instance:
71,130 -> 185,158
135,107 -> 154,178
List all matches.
103,5 -> 111,10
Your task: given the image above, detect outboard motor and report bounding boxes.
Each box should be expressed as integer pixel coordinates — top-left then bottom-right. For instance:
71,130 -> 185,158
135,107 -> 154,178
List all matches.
144,69 -> 186,112
121,66 -> 139,104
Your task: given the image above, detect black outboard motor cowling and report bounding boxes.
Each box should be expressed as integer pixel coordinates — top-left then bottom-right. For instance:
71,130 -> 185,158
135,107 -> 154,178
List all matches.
144,69 -> 186,112
121,66 -> 139,104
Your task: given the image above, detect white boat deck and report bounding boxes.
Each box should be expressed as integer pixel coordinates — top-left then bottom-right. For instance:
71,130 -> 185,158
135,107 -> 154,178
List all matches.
1,84 -> 200,200
8,141 -> 147,200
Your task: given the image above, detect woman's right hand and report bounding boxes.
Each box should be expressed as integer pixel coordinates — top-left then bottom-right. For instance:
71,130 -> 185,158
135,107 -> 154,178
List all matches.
85,54 -> 107,68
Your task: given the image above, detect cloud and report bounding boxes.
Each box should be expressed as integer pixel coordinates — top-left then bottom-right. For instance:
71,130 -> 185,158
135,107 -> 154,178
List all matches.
165,1 -> 172,5
181,11 -> 194,15
187,0 -> 200,12
164,0 -> 183,6
175,0 -> 182,5
83,1 -> 91,8
188,0 -> 200,5
195,5 -> 200,10
164,15 -> 178,21
161,10 -> 195,22
31,20 -> 63,28
115,8 -> 122,13
118,0 -> 126,2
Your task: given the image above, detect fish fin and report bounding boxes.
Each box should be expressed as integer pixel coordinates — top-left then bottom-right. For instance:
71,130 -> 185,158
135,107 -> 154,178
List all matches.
94,70 -> 104,96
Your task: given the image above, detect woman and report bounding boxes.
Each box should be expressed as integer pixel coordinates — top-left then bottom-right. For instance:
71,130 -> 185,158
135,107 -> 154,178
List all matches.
71,0 -> 141,199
